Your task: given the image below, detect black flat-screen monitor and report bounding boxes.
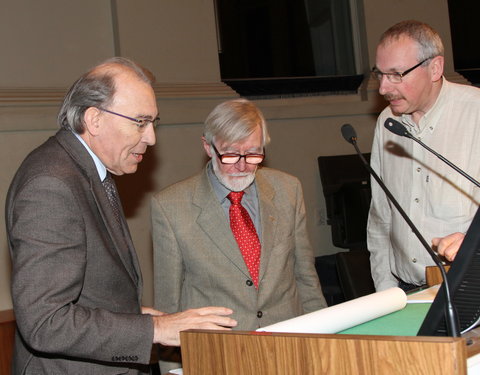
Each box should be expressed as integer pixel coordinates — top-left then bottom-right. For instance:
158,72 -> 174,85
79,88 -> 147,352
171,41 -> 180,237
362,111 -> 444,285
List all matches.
418,206 -> 480,336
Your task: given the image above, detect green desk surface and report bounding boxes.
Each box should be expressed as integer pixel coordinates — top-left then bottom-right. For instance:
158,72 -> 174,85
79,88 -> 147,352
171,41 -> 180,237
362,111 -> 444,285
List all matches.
339,303 -> 431,336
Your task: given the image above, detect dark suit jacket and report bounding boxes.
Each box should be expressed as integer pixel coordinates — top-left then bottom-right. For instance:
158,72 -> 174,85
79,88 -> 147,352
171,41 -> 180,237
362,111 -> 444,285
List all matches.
152,165 -> 327,331
6,129 -> 153,374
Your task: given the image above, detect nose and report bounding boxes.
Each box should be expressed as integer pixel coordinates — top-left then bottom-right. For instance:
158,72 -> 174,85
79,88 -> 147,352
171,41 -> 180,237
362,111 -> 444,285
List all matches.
142,123 -> 156,146
234,157 -> 247,172
378,75 -> 393,96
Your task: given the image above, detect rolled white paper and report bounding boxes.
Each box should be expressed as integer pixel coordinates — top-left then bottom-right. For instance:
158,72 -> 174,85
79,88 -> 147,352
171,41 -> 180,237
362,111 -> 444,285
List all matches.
257,287 -> 407,334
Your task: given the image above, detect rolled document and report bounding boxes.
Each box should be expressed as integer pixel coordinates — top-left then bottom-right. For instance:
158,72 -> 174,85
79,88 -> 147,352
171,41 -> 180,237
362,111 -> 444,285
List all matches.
258,287 -> 407,334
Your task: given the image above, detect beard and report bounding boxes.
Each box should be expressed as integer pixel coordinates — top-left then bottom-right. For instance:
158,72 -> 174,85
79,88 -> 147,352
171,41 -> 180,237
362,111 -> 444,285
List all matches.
211,156 -> 256,192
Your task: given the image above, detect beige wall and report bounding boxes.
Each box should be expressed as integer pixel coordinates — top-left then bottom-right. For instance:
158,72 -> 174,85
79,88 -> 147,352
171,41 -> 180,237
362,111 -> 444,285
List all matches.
363,0 -> 455,72
0,0 -> 458,310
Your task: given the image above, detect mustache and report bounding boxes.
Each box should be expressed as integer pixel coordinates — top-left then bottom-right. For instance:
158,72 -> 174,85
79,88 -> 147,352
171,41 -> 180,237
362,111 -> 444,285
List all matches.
384,93 -> 403,101
228,173 -> 253,177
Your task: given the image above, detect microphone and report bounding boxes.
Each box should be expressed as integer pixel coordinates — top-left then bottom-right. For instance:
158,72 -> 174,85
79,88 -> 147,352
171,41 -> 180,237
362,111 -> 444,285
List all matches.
341,123 -> 357,144
341,123 -> 460,337
384,118 -> 480,188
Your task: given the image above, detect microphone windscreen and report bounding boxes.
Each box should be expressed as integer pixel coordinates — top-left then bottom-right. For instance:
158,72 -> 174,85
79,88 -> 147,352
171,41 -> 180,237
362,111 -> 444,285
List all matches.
341,124 -> 357,144
384,118 -> 410,137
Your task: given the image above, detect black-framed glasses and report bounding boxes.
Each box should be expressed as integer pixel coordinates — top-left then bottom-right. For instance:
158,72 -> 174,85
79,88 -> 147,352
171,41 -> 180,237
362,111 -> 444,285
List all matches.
371,58 -> 432,83
97,107 -> 160,130
212,143 -> 265,165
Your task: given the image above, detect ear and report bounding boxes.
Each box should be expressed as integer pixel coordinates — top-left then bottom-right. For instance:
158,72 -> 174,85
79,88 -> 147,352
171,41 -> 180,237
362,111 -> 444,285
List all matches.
201,136 -> 213,158
429,55 -> 444,82
83,107 -> 102,136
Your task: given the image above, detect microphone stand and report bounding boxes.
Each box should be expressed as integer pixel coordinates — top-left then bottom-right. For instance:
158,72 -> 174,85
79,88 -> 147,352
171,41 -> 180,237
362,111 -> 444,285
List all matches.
342,124 -> 460,337
384,118 -> 480,188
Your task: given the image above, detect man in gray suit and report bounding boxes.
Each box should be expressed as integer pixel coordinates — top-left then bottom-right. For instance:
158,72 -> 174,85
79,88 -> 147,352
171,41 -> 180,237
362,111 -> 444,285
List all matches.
152,98 -> 326,371
6,57 -> 236,374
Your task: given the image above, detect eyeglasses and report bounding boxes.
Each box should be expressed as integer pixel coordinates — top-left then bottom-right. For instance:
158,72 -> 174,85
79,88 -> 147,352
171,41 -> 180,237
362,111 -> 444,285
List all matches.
371,58 -> 432,83
212,143 -> 265,165
97,107 -> 160,130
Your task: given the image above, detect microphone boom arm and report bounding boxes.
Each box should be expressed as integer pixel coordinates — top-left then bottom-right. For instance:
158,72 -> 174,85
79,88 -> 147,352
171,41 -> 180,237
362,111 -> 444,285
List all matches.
408,135 -> 480,188
384,117 -> 480,189
343,124 -> 460,337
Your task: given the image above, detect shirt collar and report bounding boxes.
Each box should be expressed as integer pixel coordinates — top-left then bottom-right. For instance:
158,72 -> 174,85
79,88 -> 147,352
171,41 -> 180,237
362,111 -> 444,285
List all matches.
73,131 -> 108,181
401,76 -> 446,136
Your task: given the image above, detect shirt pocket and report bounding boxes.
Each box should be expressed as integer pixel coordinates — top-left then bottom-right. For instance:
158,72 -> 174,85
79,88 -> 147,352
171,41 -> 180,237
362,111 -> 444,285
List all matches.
425,173 -> 471,223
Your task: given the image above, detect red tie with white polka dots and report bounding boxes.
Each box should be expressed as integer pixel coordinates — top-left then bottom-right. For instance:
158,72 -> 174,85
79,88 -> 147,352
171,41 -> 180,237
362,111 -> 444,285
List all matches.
227,191 -> 261,288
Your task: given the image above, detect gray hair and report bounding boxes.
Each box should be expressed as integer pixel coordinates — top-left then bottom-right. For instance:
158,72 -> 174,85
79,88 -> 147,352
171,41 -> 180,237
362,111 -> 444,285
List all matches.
203,99 -> 270,147
379,20 -> 444,62
57,57 -> 155,133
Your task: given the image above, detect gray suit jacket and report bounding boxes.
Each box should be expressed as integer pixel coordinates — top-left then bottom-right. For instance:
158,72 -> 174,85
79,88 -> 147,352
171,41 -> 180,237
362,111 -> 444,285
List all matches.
6,129 -> 153,374
152,165 -> 326,331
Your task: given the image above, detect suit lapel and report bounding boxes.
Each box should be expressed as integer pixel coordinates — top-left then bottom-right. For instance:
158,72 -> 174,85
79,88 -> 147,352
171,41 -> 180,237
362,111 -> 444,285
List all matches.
256,170 -> 278,285
55,130 -> 140,287
193,169 -> 251,278
93,178 -> 140,286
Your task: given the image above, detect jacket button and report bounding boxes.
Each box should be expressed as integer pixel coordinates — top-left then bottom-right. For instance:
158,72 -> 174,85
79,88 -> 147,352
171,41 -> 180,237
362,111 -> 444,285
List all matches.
257,311 -> 263,318
246,280 -> 253,286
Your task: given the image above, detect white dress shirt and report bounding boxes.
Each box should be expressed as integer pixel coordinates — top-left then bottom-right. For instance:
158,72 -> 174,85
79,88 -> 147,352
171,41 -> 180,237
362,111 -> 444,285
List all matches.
368,78 -> 480,291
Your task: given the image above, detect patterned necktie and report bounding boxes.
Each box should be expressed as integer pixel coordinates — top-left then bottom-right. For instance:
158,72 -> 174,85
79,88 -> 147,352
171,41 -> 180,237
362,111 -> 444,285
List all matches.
102,173 -> 124,228
227,191 -> 261,288
102,173 -> 136,274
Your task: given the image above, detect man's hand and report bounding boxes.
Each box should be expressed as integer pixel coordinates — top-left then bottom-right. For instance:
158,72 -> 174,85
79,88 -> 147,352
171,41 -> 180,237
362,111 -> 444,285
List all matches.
432,232 -> 465,262
141,306 -> 164,316
151,306 -> 237,346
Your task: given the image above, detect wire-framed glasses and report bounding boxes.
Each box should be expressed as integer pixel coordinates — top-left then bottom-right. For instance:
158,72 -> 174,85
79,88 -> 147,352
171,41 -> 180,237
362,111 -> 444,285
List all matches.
97,107 -> 160,130
371,58 -> 432,83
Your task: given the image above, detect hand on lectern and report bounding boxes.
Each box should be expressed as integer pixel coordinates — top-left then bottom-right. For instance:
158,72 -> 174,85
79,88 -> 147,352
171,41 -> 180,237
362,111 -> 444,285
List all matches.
151,306 -> 237,346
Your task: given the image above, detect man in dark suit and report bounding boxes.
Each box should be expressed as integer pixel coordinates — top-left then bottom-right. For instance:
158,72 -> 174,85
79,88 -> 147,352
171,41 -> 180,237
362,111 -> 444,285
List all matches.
6,57 -> 236,374
152,99 -> 326,372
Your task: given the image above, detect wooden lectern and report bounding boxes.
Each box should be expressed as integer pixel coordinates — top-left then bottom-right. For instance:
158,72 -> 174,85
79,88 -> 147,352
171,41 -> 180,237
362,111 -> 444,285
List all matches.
0,310 -> 15,375
180,328 -> 480,375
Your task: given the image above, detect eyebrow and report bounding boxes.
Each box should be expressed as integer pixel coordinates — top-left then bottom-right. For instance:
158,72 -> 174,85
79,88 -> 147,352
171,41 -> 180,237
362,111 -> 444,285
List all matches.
136,113 -> 159,120
374,63 -> 414,73
373,65 -> 397,73
221,147 -> 264,154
